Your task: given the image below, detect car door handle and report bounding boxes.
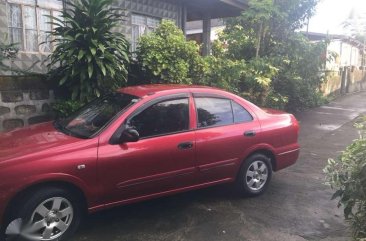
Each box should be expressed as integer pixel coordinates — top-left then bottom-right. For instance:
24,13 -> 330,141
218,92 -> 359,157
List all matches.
178,142 -> 194,150
244,130 -> 256,137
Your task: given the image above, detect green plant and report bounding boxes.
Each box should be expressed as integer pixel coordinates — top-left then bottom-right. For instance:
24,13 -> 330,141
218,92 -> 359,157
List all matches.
206,41 -> 279,106
324,116 -> 366,240
215,0 -> 324,111
238,57 -> 278,105
0,41 -> 18,71
204,55 -> 245,93
51,100 -> 85,118
136,20 -> 207,84
48,0 -> 130,102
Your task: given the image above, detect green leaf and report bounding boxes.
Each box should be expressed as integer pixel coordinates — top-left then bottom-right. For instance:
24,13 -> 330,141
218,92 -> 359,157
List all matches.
90,47 -> 97,56
98,44 -> 106,53
96,60 -> 106,76
88,64 -> 94,78
59,75 -> 68,85
78,50 -> 85,60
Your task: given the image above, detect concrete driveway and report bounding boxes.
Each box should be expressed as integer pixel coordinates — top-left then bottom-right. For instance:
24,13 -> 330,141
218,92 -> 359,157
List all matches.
71,91 -> 366,241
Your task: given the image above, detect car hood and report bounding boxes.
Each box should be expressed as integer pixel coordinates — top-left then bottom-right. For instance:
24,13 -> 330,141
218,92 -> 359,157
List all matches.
0,122 -> 83,162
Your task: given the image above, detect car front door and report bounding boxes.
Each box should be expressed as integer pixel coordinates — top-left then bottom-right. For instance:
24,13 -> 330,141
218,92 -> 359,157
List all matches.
98,95 -> 197,203
193,95 -> 261,183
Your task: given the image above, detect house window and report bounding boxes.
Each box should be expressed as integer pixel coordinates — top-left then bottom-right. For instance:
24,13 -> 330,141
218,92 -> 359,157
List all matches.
131,14 -> 161,52
6,0 -> 62,53
8,4 -> 23,50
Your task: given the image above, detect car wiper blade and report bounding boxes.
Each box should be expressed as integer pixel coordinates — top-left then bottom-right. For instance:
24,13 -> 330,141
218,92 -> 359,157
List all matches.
53,120 -> 72,136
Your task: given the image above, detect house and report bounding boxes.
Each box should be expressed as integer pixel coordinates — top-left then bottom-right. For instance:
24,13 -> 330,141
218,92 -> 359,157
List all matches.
305,32 -> 366,95
305,32 -> 366,70
0,0 -> 247,75
186,18 -> 225,46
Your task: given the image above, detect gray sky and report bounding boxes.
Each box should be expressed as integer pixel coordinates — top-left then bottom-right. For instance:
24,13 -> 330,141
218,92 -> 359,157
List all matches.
306,0 -> 366,34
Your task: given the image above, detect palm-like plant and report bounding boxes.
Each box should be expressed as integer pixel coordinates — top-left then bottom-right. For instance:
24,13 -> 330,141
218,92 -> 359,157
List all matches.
0,41 -> 18,72
48,0 -> 130,102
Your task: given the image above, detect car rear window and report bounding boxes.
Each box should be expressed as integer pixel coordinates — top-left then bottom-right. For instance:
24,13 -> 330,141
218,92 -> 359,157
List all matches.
232,101 -> 253,123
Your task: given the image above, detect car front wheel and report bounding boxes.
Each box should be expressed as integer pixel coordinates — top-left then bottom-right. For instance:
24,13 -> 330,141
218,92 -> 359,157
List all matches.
236,153 -> 273,196
4,187 -> 82,241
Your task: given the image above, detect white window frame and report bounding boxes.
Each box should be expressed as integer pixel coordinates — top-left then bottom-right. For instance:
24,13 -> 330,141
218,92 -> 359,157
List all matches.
131,13 -> 161,52
6,0 -> 63,54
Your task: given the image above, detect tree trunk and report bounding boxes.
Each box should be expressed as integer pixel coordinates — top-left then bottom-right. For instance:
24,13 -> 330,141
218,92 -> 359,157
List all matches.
256,22 -> 263,58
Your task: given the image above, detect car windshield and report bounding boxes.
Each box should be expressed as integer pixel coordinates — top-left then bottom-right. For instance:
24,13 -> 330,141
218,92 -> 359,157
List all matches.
54,93 -> 139,138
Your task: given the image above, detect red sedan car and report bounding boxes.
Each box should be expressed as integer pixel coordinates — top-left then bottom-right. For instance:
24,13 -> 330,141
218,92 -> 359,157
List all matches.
0,85 -> 299,241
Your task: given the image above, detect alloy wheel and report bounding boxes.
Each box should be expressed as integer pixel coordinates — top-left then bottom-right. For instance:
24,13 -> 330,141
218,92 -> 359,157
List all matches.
245,160 -> 269,191
23,197 -> 74,241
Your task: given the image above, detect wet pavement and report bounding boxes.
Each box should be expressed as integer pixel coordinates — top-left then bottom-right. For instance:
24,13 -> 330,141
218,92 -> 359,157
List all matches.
71,91 -> 366,241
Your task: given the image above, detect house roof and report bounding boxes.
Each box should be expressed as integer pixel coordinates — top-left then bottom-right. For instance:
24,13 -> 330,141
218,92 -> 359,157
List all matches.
186,19 -> 224,31
179,0 -> 248,21
304,32 -> 365,50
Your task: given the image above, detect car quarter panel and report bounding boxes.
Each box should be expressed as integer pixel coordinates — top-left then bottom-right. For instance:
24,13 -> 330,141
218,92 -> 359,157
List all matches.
258,113 -> 300,171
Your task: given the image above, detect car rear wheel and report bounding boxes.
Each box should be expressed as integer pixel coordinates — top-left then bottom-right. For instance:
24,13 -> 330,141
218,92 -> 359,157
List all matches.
236,153 -> 272,196
3,187 -> 82,241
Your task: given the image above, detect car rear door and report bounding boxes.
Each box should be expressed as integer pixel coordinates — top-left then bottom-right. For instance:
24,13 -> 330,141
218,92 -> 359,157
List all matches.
97,94 -> 198,203
193,94 -> 261,183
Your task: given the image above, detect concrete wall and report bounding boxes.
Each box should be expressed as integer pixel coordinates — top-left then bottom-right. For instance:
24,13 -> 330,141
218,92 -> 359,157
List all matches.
0,76 -> 54,132
322,67 -> 366,96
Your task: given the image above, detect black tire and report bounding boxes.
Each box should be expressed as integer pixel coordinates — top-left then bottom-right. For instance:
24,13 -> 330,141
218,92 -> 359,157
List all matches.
236,153 -> 273,196
2,187 -> 83,241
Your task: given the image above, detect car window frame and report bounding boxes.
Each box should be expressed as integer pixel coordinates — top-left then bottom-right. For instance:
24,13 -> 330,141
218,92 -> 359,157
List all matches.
193,93 -> 254,130
110,93 -> 192,143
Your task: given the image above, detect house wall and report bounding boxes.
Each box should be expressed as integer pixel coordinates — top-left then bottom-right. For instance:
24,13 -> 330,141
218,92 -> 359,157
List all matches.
0,0 -> 183,75
0,76 -> 54,132
322,68 -> 366,96
0,0 -> 61,75
113,0 -> 182,43
326,40 -> 363,71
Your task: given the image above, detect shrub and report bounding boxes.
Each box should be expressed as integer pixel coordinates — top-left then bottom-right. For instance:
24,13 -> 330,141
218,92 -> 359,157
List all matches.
269,34 -> 328,111
206,41 -> 280,106
203,55 -> 245,93
51,100 -> 85,118
324,116 -> 366,240
136,20 -> 207,84
238,58 -> 278,106
48,0 -> 130,102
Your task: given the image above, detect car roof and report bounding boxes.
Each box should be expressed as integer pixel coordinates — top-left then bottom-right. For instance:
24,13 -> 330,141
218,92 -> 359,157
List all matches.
117,84 -> 218,98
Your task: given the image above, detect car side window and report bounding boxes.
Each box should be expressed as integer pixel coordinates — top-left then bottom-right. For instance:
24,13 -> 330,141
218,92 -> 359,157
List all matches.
232,101 -> 253,123
128,98 -> 189,138
195,97 -> 234,128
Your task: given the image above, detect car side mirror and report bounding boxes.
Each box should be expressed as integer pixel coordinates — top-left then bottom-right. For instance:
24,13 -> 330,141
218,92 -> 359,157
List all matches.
119,128 -> 140,143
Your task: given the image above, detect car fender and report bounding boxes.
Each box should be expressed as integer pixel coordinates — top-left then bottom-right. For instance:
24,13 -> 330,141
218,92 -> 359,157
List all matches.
240,143 -> 276,166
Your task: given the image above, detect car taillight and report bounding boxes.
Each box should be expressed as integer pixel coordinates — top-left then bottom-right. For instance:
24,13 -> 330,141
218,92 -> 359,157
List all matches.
290,114 -> 300,135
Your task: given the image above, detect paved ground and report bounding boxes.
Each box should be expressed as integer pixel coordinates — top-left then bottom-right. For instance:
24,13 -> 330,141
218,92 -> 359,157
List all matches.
71,91 -> 366,241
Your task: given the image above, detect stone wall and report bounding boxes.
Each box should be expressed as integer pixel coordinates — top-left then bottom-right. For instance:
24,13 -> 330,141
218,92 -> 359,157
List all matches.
0,76 -> 54,132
